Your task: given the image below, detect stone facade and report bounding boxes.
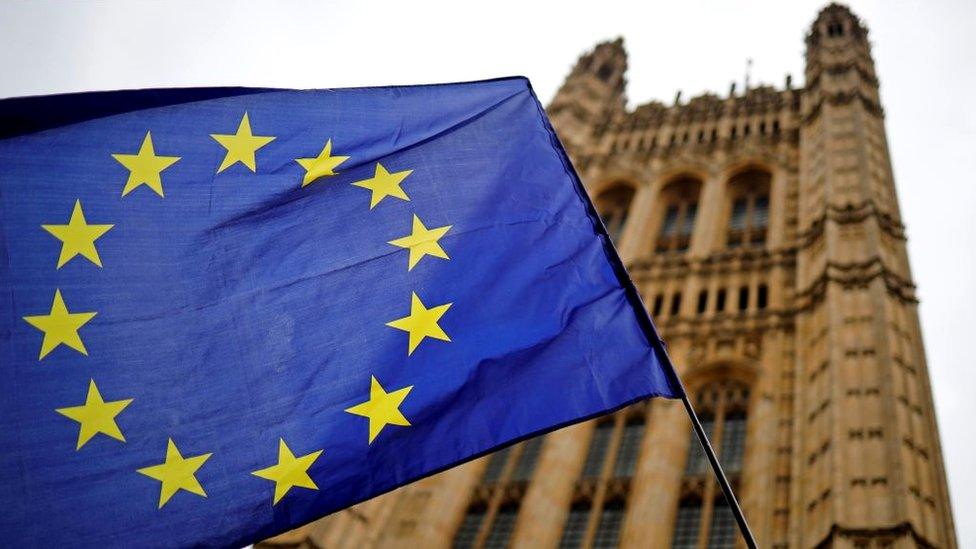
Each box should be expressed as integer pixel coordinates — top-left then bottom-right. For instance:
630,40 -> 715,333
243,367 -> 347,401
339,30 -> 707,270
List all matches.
259,4 -> 956,548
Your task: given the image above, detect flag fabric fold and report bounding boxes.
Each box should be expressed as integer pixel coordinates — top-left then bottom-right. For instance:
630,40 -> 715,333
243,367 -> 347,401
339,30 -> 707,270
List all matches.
0,77 -> 681,547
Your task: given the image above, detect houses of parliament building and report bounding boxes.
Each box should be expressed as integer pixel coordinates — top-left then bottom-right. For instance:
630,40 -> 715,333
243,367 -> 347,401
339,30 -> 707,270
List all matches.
262,4 -> 956,548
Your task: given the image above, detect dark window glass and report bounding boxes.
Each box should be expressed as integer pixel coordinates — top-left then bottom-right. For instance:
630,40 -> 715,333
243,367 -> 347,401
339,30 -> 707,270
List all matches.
593,500 -> 625,548
671,501 -> 702,549
681,203 -> 698,236
684,418 -> 714,475
512,437 -> 544,481
661,205 -> 680,237
697,290 -> 708,315
559,503 -> 591,548
707,501 -> 738,548
484,506 -> 518,549
738,286 -> 749,311
753,195 -> 770,228
730,199 -> 748,230
716,289 -> 727,313
657,179 -> 701,253
670,292 -> 682,317
582,422 -> 614,478
757,284 -> 768,310
652,294 -> 664,318
727,171 -> 771,249
483,446 -> 512,484
720,413 -> 747,472
453,507 -> 485,549
613,418 -> 645,477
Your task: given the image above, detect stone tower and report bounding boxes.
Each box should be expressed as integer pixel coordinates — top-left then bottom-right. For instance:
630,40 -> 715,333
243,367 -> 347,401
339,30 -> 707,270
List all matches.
547,38 -> 627,156
259,4 -> 956,548
791,5 -> 956,546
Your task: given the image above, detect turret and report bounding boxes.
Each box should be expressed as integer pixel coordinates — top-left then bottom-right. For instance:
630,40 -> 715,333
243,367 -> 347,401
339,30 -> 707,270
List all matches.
547,38 -> 628,158
793,4 -> 957,547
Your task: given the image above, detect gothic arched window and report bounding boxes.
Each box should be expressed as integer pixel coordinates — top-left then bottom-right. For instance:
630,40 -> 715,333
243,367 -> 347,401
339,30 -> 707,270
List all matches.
511,436 -> 544,481
456,435 -> 546,547
656,177 -> 702,253
454,504 -> 486,548
613,415 -> 646,477
479,436 -> 546,486
482,445 -> 512,484
707,501 -> 738,548
671,499 -> 702,548
726,169 -> 771,249
559,501 -> 591,548
672,380 -> 750,546
581,420 -> 615,479
595,184 -> 635,242
483,505 -> 518,548
557,404 -> 647,548
592,499 -> 626,548
683,415 -> 714,476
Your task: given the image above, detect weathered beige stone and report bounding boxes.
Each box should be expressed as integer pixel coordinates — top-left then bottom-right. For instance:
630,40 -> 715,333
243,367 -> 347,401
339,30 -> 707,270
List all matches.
260,5 -> 956,548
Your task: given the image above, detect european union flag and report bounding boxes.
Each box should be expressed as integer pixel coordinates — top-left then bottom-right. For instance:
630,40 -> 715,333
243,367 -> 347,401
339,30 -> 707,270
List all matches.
0,78 -> 681,547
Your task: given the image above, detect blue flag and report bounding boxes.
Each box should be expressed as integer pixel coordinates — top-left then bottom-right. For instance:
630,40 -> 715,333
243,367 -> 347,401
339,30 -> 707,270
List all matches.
0,78 -> 681,547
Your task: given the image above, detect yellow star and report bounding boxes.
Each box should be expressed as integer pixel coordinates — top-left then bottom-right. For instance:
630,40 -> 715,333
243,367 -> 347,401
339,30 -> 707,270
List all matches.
388,214 -> 452,271
137,438 -> 212,509
41,200 -> 114,269
344,376 -> 414,444
386,292 -> 452,355
22,289 -> 97,360
351,163 -> 412,209
112,131 -> 181,197
56,379 -> 133,450
295,139 -> 349,187
252,438 -> 323,504
210,112 -> 276,174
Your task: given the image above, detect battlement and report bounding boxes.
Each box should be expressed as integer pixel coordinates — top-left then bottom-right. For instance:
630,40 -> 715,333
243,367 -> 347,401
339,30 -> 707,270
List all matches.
549,2 -> 884,163
612,84 -> 798,132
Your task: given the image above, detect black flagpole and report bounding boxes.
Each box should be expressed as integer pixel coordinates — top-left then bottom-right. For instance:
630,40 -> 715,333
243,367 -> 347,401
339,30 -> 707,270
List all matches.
679,388 -> 758,549
656,342 -> 757,548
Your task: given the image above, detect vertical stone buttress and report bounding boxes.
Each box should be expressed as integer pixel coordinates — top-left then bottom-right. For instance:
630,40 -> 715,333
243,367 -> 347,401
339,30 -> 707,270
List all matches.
794,5 -> 956,547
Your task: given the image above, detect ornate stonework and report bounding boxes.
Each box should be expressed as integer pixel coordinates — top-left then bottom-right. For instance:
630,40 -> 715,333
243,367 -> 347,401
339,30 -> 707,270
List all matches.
260,4 -> 956,548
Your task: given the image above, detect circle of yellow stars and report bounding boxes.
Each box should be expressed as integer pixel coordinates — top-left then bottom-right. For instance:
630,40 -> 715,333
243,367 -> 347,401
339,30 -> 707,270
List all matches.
19,110 -> 458,509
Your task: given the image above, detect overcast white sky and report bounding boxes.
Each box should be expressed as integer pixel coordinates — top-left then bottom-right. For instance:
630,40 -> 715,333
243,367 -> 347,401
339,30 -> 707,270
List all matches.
2,0 -> 973,543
